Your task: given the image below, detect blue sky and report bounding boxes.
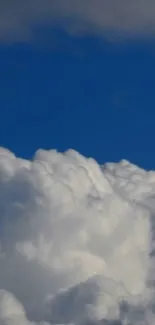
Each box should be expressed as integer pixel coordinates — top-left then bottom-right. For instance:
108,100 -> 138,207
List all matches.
0,27 -> 155,169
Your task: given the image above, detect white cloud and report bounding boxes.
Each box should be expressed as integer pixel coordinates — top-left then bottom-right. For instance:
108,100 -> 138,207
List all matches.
1,1 -> 155,42
0,147 -> 154,324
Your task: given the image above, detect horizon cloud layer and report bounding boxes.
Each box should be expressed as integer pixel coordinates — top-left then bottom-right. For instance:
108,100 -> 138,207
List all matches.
1,1 -> 155,42
0,147 -> 155,324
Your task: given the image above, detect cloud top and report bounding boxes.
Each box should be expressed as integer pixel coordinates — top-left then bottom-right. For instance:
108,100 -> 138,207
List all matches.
0,147 -> 154,324
1,0 -> 155,42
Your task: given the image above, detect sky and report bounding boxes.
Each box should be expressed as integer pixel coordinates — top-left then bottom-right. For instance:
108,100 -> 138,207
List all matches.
0,1 -> 155,170
1,2 -> 155,324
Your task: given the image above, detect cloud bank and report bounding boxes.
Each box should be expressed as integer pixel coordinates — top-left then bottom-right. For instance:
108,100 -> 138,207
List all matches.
0,147 -> 155,324
1,0 -> 155,42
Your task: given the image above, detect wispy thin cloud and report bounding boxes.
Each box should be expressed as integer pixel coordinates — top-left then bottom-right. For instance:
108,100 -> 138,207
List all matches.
0,0 -> 155,42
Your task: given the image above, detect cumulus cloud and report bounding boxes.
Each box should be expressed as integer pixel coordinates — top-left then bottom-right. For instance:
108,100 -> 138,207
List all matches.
1,0 -> 155,42
0,146 -> 155,324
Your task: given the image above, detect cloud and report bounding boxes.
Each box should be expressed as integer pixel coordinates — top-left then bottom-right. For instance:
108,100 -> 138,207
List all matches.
0,147 -> 155,324
1,0 -> 155,42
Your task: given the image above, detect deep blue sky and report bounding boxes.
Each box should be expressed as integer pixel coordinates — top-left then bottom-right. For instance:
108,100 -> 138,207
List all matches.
0,29 -> 155,169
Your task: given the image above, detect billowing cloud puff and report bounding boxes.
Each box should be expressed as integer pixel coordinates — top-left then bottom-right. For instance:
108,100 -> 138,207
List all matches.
0,147 -> 154,325
1,1 -> 155,42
